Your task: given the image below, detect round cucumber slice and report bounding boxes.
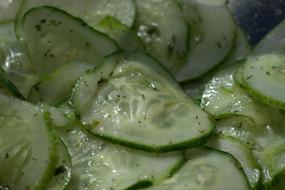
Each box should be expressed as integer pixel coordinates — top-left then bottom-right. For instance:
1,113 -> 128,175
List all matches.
0,0 -> 22,21
240,54 -> 285,110
145,148 -> 250,190
59,124 -> 183,190
71,52 -> 214,152
22,6 -> 118,76
0,94 -> 58,189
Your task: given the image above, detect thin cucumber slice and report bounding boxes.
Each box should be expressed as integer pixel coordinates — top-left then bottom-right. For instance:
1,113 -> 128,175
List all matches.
215,115 -> 285,188
240,54 -> 285,110
47,138 -> 71,190
15,0 -> 136,38
0,0 -> 22,21
22,6 -> 118,76
201,64 -> 280,125
183,28 -> 251,100
207,136 -> 261,189
96,16 -> 145,52
252,20 -> 285,55
57,100 -> 77,124
145,148 -> 250,190
1,41 -> 38,97
71,52 -> 214,152
0,94 -> 58,189
28,62 -> 93,105
0,20 -> 16,45
176,1 -> 236,82
134,0 -> 188,71
58,124 -> 183,190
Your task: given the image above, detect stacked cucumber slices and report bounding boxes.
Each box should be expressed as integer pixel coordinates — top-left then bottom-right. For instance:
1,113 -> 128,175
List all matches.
0,0 -> 284,189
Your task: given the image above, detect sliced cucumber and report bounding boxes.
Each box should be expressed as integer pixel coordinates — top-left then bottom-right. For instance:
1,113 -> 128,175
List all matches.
134,0 -> 188,71
22,6 -> 118,76
145,148 -> 250,190
1,41 -> 38,97
96,16 -> 145,52
252,20 -> 285,55
58,124 -> 183,190
183,28 -> 251,100
0,0 -> 22,21
176,1 -> 236,81
72,52 -> 214,152
207,136 -> 261,189
28,62 -> 93,105
46,138 -> 71,190
240,54 -> 285,110
0,94 -> 58,189
215,115 -> 285,188
16,0 -> 136,37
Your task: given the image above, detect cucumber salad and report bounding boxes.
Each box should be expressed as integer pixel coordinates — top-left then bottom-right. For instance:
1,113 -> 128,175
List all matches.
0,0 -> 284,189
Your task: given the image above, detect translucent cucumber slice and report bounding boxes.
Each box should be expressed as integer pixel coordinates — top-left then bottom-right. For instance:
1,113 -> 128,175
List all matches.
1,41 -> 38,97
47,138 -> 71,190
22,6 -> 118,75
252,20 -> 285,55
240,54 -> 285,110
28,62 -> 93,105
58,124 -> 183,190
183,28 -> 251,100
134,0 -> 188,71
145,148 -> 250,190
96,16 -> 145,52
207,136 -> 261,189
0,20 -> 16,45
0,94 -> 58,189
16,0 -> 136,37
176,1 -> 236,81
71,52 -> 214,152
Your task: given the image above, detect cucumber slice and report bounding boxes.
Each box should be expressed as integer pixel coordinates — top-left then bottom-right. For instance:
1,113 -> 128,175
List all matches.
0,0 -> 22,21
207,136 -> 261,189
134,0 -> 188,71
176,1 -> 236,82
145,148 -> 250,190
1,41 -> 38,97
58,124 -> 183,190
47,138 -> 71,190
183,28 -> 251,100
0,94 -> 58,189
252,20 -> 285,55
15,0 -> 136,38
28,62 -> 93,105
0,20 -> 16,45
71,52 -> 214,152
22,6 -> 118,76
96,16 -> 145,52
216,115 -> 285,188
240,54 -> 285,110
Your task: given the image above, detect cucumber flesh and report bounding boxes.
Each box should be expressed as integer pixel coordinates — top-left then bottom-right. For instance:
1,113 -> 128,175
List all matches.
58,124 -> 183,190
207,136 -> 261,189
176,1 -> 236,81
135,0 -> 188,72
0,94 -> 58,189
146,148 -> 250,190
0,20 -> 16,45
253,20 -> 285,55
72,52 -> 214,152
22,6 -> 118,76
96,16 -> 145,52
240,54 -> 285,110
28,62 -> 93,105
